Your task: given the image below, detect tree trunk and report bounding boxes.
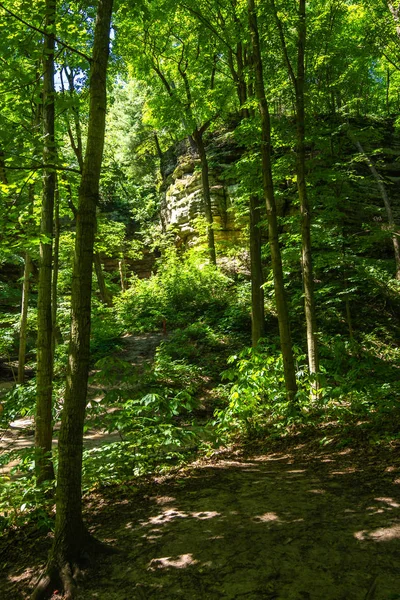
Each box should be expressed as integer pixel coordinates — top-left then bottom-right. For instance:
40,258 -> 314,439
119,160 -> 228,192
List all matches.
296,0 -> 319,378
118,259 -> 127,292
94,252 -> 113,305
32,1 -> 114,598
0,148 -> 7,184
247,0 -> 297,401
18,251 -> 32,384
228,43 -> 265,346
18,181 -> 35,385
352,137 -> 400,279
35,0 -> 56,483
52,180 -> 62,353
192,130 -> 217,265
249,194 -> 265,346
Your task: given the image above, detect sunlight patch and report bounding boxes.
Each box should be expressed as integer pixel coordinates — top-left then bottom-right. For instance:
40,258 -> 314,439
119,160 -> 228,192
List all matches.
152,496 -> 177,505
148,509 -> 187,524
330,467 -> 356,475
355,525 -> 400,542
375,497 -> 400,508
191,511 -> 220,520
253,512 -> 280,522
148,554 -> 198,570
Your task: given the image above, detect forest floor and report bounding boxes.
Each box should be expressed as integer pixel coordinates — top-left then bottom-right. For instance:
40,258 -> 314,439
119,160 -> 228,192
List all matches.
1,435 -> 400,600
0,333 -> 164,477
1,334 -> 400,599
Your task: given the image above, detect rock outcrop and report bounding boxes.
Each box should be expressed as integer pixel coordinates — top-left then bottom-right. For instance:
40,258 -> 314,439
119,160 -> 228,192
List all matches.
160,132 -> 244,247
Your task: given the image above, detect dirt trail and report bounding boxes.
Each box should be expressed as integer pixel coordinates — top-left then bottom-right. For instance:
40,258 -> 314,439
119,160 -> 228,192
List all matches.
2,443 -> 400,599
0,333 -> 164,476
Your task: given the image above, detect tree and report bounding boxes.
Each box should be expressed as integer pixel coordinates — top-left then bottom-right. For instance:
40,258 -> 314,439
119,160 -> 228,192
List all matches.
35,0 -> 56,484
247,0 -> 297,401
32,0 -> 114,596
270,0 -> 320,382
119,4 -> 236,264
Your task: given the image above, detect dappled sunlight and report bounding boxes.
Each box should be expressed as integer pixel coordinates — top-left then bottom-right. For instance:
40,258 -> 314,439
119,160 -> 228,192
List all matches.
147,508 -> 188,525
152,496 -> 176,505
354,525 -> 400,542
191,511 -> 221,520
144,507 -> 222,528
148,553 -> 198,570
375,497 -> 400,509
252,512 -> 280,523
330,467 -> 357,475
3,448 -> 400,599
287,469 -> 306,474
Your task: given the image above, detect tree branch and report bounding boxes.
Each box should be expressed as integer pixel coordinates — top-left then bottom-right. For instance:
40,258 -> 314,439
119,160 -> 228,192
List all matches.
0,2 -> 92,63
270,0 -> 297,89
4,164 -> 81,173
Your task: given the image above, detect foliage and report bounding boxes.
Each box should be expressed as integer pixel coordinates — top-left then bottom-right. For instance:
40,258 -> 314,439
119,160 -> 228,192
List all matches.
214,344 -> 307,439
115,247 -> 232,331
0,381 -> 37,427
2,0 -> 400,547
215,331 -> 400,443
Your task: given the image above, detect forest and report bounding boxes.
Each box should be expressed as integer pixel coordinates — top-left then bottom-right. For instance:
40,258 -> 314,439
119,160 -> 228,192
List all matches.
1,0 -> 400,598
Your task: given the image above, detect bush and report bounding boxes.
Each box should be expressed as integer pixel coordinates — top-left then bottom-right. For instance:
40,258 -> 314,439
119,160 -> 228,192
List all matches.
114,248 -> 232,332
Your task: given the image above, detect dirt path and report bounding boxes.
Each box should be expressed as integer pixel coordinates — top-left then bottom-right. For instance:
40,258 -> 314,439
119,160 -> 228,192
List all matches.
2,442 -> 400,599
0,333 -> 164,476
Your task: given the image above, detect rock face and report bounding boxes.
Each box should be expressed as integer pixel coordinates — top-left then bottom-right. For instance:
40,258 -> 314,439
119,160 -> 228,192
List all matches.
160,132 -> 244,247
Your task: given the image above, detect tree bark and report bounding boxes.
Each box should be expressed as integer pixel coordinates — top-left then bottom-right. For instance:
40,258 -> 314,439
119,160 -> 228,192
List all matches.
249,194 -> 265,346
32,0 -> 114,597
247,0 -> 297,401
18,251 -> 32,384
191,129 -> 217,265
271,0 -> 319,381
296,0 -> 319,377
52,180 -> 61,353
18,180 -> 35,385
35,0 -> 56,483
118,258 -> 127,292
0,148 -> 7,184
228,40 -> 265,346
94,252 -> 113,305
352,137 -> 400,280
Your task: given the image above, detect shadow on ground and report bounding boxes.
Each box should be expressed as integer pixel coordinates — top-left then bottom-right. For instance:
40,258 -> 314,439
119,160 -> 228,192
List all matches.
2,443 -> 400,600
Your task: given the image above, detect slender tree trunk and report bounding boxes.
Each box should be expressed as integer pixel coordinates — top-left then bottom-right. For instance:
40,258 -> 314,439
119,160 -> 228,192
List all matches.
0,148 -> 7,184
249,194 -> 265,346
247,0 -> 297,401
32,2 -> 114,597
118,259 -> 127,292
18,184 -> 36,385
94,214 -> 113,305
18,251 -> 32,384
271,0 -> 319,381
35,0 -> 56,483
228,42 -> 265,346
296,0 -> 319,377
52,180 -> 61,353
192,130 -> 217,265
94,253 -> 113,305
386,68 -> 391,115
352,137 -> 400,279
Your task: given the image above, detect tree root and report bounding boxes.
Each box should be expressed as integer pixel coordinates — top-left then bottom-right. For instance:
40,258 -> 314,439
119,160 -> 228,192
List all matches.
31,562 -> 77,600
31,535 -> 117,600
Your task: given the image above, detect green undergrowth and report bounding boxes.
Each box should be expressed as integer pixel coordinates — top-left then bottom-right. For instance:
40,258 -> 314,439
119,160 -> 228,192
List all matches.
1,250 -> 400,533
113,247 -> 249,333
214,333 -> 400,448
